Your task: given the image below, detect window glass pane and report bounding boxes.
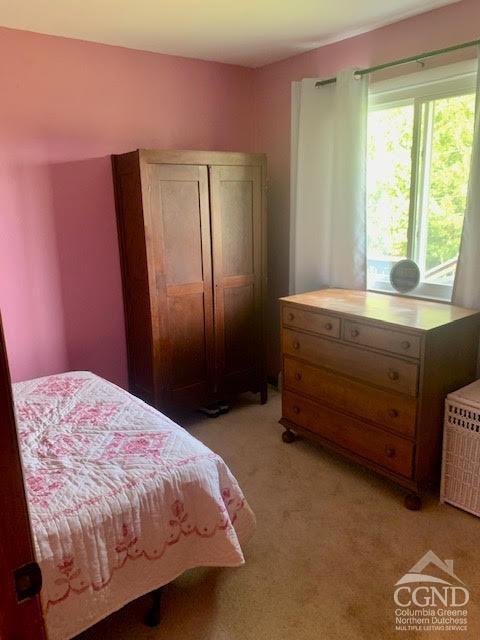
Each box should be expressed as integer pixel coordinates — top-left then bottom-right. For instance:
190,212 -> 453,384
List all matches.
423,93 -> 475,285
367,104 -> 414,286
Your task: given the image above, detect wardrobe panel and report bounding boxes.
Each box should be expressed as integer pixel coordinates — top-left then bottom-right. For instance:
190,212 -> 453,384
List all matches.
113,158 -> 154,403
220,180 -> 254,277
167,293 -> 208,389
224,284 -> 256,375
126,287 -> 155,399
122,173 -> 149,282
160,180 -> 204,286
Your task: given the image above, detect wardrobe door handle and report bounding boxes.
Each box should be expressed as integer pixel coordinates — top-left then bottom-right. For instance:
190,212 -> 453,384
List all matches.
388,408 -> 399,419
293,340 -> 300,350
387,369 -> 399,381
351,328 -> 360,338
401,340 -> 411,350
385,446 -> 396,458
293,405 -> 300,415
287,313 -> 295,322
294,371 -> 302,381
324,322 -> 333,331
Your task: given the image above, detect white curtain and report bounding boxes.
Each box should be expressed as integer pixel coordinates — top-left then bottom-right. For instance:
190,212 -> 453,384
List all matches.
290,69 -> 368,294
453,53 -> 480,310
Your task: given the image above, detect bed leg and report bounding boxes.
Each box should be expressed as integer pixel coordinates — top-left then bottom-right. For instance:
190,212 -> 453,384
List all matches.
144,586 -> 163,627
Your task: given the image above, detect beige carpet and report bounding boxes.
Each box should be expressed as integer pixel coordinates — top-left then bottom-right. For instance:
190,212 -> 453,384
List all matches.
78,389 -> 480,640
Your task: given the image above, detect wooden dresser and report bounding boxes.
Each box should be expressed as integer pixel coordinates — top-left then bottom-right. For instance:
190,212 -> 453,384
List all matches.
280,289 -> 480,509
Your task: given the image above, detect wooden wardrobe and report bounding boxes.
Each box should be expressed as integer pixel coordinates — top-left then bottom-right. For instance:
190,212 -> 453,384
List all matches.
112,149 -> 267,411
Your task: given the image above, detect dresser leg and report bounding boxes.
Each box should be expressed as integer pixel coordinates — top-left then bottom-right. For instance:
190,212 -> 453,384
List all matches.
282,429 -> 296,443
404,493 -> 422,511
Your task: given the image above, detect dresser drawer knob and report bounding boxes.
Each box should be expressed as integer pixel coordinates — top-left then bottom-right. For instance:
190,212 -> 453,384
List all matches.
350,328 -> 360,338
287,313 -> 295,322
294,371 -> 302,381
387,369 -> 400,381
324,322 -> 333,331
385,446 -> 396,458
388,408 -> 399,418
293,405 -> 300,414
292,340 -> 300,350
401,340 -> 411,350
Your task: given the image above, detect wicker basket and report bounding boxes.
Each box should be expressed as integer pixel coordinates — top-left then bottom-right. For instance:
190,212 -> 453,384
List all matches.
441,379 -> 480,517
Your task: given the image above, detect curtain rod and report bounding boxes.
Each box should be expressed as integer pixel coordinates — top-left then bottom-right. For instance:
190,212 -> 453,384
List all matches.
315,38 -> 480,87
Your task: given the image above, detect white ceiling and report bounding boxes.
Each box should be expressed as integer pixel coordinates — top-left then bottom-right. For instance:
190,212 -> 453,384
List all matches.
0,0 -> 460,67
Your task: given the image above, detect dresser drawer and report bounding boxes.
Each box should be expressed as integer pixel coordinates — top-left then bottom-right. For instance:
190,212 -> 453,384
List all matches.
282,390 -> 414,478
344,320 -> 421,359
283,328 -> 419,396
284,357 -> 416,437
282,305 -> 340,338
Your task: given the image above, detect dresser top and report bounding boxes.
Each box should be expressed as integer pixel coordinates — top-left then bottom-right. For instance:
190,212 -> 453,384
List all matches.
280,289 -> 480,331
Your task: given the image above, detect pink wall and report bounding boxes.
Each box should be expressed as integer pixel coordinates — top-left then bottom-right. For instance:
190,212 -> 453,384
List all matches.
254,0 -> 480,375
0,27 -> 255,385
2,0 -> 480,385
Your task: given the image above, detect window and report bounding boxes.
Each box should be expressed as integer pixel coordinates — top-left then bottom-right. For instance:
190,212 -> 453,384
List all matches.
367,61 -> 477,300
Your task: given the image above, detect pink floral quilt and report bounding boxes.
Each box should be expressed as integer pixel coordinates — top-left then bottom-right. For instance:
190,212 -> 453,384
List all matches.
13,372 -> 256,640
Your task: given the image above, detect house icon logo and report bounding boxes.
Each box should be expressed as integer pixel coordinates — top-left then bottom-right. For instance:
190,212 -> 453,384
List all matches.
395,550 -> 464,587
394,550 -> 469,628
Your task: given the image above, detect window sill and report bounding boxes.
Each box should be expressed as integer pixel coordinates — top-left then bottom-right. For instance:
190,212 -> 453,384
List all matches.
368,281 -> 453,304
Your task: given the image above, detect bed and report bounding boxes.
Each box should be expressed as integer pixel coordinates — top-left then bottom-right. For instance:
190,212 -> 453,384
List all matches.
13,371 -> 256,640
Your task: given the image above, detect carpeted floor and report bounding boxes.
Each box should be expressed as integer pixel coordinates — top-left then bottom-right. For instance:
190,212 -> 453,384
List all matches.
79,389 -> 480,640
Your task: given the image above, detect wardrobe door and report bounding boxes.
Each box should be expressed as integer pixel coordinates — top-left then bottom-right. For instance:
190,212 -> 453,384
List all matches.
144,163 -> 214,405
209,164 -> 264,395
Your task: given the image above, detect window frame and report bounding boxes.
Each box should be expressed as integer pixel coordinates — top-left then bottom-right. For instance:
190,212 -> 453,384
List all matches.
367,60 -> 477,302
